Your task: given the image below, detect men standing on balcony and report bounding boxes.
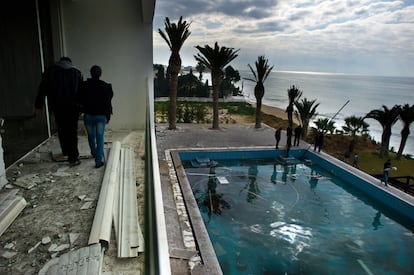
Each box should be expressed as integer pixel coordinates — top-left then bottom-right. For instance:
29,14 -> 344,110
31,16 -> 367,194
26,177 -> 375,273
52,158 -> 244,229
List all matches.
35,57 -> 83,167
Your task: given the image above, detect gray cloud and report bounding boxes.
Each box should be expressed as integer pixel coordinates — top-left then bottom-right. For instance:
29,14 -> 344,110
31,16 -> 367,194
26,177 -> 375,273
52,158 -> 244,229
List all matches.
154,0 -> 414,76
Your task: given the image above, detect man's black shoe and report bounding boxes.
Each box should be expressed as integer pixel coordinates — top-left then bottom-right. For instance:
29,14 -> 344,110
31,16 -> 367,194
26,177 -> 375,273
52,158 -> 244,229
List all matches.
69,160 -> 81,167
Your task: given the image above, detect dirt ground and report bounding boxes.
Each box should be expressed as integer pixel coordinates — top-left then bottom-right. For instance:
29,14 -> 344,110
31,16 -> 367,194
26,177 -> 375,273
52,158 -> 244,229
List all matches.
0,130 -> 145,274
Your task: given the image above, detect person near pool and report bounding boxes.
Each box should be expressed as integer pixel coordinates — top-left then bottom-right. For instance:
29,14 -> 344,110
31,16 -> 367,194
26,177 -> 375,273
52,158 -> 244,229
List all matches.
274,127 -> 281,149
382,159 -> 392,186
78,65 -> 113,168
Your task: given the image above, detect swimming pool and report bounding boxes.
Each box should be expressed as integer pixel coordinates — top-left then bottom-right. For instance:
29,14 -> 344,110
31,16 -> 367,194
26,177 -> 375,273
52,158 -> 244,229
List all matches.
172,148 -> 414,274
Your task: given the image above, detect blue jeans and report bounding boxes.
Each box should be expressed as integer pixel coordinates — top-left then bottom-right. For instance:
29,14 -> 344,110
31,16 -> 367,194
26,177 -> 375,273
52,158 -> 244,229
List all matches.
383,170 -> 389,186
83,114 -> 106,165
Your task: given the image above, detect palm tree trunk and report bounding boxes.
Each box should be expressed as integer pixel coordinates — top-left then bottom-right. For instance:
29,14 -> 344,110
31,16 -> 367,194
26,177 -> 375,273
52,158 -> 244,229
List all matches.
255,99 -> 262,128
254,84 -> 264,128
381,128 -> 391,158
211,70 -> 221,129
167,54 -> 181,130
397,127 -> 410,160
287,105 -> 293,128
168,73 -> 178,130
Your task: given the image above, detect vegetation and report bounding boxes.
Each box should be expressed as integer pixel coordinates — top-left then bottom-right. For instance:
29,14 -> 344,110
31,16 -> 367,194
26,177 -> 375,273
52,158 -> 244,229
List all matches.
365,105 -> 401,158
396,104 -> 414,160
245,56 -> 274,128
294,97 -> 319,137
194,42 -> 239,129
286,85 -> 303,128
154,101 -> 414,178
158,16 -> 191,130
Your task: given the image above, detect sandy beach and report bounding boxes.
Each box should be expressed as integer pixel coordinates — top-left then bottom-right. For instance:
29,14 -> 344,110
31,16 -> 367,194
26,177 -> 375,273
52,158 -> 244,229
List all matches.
250,102 -> 300,125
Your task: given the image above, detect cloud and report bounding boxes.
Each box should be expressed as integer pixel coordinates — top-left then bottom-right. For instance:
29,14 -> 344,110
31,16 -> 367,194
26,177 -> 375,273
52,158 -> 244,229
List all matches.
154,0 -> 414,76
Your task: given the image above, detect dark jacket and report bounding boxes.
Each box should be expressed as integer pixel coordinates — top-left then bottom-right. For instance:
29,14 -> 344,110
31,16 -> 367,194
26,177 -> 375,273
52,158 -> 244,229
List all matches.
79,78 -> 113,121
35,60 -> 82,111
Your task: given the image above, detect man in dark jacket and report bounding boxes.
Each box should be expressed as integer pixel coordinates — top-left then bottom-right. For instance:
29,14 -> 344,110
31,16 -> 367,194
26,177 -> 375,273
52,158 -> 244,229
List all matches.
78,65 -> 113,168
35,57 -> 83,166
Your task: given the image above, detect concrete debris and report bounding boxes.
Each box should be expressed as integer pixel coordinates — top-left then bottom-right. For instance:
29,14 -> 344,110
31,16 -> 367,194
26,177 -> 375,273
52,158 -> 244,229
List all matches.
48,244 -> 57,252
69,233 -> 80,245
42,236 -> 51,244
77,195 -> 86,201
52,171 -> 71,177
4,242 -> 15,249
28,241 -> 41,254
80,201 -> 93,210
1,251 -> 17,259
48,243 -> 70,253
13,174 -> 41,190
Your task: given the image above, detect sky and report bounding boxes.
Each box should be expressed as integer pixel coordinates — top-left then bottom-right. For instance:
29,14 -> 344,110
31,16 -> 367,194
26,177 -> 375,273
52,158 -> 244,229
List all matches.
153,0 -> 414,77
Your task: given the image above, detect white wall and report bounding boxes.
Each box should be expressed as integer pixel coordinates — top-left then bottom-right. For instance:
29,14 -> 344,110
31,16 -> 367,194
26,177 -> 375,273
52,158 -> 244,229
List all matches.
59,0 -> 153,130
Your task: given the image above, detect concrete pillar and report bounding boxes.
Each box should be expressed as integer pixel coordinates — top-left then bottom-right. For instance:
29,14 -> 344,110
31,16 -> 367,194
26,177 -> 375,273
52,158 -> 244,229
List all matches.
0,134 -> 7,189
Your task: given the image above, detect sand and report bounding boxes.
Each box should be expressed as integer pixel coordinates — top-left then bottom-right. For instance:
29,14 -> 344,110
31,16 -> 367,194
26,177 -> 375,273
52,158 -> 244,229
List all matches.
250,102 -> 300,125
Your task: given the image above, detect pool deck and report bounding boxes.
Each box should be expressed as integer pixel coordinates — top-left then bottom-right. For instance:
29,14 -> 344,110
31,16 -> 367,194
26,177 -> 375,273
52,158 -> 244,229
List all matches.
155,123 -> 414,274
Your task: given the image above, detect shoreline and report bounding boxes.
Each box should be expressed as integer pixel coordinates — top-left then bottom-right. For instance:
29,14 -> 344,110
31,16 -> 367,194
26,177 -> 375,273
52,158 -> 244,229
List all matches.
248,101 -> 301,125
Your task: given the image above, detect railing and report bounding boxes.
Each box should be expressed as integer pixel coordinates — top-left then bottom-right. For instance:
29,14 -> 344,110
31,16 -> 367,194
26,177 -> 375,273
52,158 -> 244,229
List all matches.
144,79 -> 171,275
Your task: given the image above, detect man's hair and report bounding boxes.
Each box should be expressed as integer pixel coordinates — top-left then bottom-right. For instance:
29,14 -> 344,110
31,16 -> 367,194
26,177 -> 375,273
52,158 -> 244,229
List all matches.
60,57 -> 72,63
90,65 -> 102,79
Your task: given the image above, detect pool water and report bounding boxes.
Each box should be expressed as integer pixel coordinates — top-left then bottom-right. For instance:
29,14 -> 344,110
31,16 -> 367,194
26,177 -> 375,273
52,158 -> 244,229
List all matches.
184,158 -> 414,274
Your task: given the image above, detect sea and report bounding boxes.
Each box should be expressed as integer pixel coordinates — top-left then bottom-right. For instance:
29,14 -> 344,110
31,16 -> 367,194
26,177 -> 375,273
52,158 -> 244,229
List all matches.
236,70 -> 414,156
193,70 -> 414,156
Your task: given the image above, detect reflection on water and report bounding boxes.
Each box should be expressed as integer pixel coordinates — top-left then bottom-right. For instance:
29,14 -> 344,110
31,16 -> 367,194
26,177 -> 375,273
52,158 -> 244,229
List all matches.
186,158 -> 414,274
372,211 -> 383,230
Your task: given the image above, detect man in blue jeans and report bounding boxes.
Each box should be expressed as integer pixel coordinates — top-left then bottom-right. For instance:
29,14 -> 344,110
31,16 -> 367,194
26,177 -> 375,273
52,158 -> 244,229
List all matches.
382,159 -> 391,186
79,65 -> 113,168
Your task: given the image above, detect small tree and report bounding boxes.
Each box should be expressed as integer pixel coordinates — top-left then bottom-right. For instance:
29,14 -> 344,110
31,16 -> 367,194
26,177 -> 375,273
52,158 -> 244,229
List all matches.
365,105 -> 401,158
396,104 -> 414,160
194,42 -> 239,129
158,17 -> 191,129
286,85 -> 303,128
245,56 -> 274,128
342,115 -> 369,153
294,97 -> 319,137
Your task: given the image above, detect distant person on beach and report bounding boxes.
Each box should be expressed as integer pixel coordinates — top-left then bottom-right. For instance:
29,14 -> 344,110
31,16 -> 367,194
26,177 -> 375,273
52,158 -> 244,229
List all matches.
275,127 -> 281,149
286,126 -> 292,157
352,153 -> 359,168
35,57 -> 83,167
79,65 -> 113,168
344,150 -> 350,163
314,131 -> 324,152
382,159 -> 392,186
294,125 -> 302,146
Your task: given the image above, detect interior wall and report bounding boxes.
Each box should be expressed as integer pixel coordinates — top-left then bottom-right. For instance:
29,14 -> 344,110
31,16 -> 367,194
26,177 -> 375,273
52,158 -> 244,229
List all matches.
60,0 -> 153,130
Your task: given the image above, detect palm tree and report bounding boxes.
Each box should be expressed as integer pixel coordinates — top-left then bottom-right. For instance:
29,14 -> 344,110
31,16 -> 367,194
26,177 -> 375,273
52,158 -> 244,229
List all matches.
286,85 -> 303,128
342,116 -> 369,136
294,97 -> 319,137
245,56 -> 274,128
342,115 -> 370,153
158,17 -> 191,130
396,104 -> 414,160
313,118 -> 335,134
365,105 -> 401,158
194,42 -> 239,129
195,61 -> 206,81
